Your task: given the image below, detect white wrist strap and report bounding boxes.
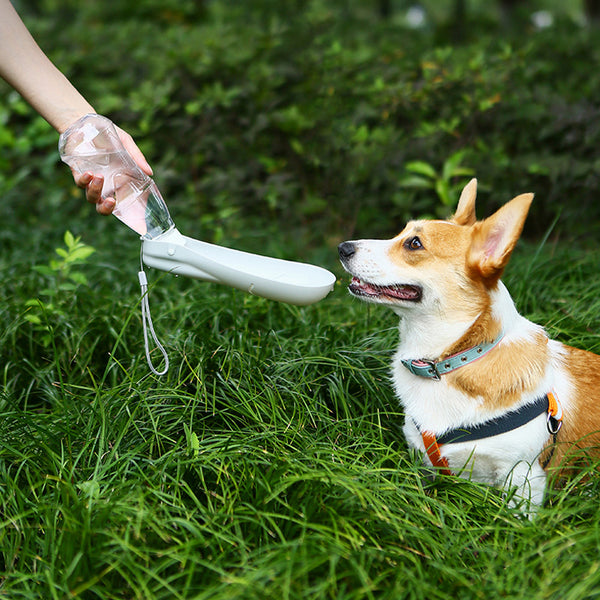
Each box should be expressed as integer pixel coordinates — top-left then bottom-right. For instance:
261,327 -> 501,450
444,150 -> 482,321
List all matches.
138,269 -> 169,376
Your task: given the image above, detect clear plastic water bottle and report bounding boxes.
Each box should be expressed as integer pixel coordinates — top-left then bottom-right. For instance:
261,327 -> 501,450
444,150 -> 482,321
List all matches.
58,114 -> 174,239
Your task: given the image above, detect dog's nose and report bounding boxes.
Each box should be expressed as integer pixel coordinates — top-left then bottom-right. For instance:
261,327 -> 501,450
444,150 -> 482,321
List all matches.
338,241 -> 356,260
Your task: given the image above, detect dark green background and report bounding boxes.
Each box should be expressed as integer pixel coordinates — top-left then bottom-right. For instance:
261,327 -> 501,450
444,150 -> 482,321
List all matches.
2,0 -> 600,262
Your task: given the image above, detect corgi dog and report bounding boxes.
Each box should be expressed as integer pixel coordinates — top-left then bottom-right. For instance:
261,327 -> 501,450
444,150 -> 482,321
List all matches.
338,179 -> 600,511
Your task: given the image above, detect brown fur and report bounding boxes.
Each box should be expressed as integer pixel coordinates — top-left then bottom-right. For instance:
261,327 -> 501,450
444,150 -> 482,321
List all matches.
389,221 -> 472,264
448,331 -> 550,411
547,346 -> 600,468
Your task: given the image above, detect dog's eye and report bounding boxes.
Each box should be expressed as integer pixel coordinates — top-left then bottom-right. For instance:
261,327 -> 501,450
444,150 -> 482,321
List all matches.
405,236 -> 423,251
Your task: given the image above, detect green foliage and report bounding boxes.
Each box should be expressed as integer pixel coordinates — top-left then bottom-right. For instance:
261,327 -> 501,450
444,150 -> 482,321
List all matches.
3,0 -> 600,248
23,231 -> 95,347
398,150 -> 475,216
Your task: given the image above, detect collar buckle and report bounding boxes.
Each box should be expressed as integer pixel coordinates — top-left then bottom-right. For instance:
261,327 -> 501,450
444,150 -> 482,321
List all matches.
419,359 -> 441,381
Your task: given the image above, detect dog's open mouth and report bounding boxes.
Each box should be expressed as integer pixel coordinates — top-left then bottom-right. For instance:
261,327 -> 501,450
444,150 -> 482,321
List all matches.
348,277 -> 422,302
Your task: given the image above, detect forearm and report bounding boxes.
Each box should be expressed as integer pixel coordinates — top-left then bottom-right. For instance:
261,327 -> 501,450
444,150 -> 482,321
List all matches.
0,0 -> 94,133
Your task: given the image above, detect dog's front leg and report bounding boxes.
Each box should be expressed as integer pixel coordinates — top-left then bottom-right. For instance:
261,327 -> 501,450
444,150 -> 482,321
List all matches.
503,460 -> 547,517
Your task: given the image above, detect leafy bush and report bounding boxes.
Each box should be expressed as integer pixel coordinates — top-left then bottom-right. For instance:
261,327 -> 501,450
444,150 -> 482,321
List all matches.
2,0 -> 600,251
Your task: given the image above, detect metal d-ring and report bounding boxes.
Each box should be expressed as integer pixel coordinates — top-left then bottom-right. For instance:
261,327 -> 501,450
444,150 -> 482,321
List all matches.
547,413 -> 562,435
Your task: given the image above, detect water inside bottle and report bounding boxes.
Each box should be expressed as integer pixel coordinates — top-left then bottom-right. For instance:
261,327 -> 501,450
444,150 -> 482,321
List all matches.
113,180 -> 174,239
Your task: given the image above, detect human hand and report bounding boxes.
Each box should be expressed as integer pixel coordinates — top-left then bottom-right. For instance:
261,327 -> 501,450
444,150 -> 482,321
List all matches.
72,125 -> 154,216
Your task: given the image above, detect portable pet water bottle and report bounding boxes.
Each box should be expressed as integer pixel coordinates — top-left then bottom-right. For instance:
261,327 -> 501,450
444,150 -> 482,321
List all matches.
58,114 -> 336,373
58,114 -> 175,240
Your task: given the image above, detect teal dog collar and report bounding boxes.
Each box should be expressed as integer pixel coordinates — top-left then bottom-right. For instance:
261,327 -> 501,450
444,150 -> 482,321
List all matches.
401,332 -> 504,381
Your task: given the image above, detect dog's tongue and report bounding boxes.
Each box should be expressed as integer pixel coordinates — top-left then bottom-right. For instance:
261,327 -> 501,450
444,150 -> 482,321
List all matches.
385,285 -> 421,300
351,277 -> 421,300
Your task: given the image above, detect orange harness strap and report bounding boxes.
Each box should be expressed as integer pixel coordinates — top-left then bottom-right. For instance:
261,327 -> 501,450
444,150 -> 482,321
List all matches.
421,431 -> 452,476
547,391 -> 563,423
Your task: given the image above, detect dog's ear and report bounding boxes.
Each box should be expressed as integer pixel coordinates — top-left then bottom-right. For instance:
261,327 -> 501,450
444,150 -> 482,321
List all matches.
452,178 -> 478,226
468,193 -> 534,283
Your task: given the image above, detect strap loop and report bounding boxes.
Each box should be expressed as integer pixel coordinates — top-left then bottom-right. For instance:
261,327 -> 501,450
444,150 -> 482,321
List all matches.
138,269 -> 169,376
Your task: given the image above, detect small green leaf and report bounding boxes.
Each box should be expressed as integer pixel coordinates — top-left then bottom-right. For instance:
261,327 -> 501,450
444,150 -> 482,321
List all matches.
68,246 -> 96,262
184,424 -> 201,458
24,314 -> 42,325
405,160 -> 437,179
398,175 -> 434,189
64,230 -> 75,248
190,432 -> 200,457
435,179 -> 451,205
442,151 -> 467,180
77,480 -> 100,500
32,265 -> 53,276
449,167 -> 475,177
352,124 -> 369,143
58,282 -> 77,292
290,138 -> 304,155
69,272 -> 88,285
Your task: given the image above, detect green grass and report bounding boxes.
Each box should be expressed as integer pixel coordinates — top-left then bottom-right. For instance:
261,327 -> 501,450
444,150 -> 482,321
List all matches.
1,225 -> 600,599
